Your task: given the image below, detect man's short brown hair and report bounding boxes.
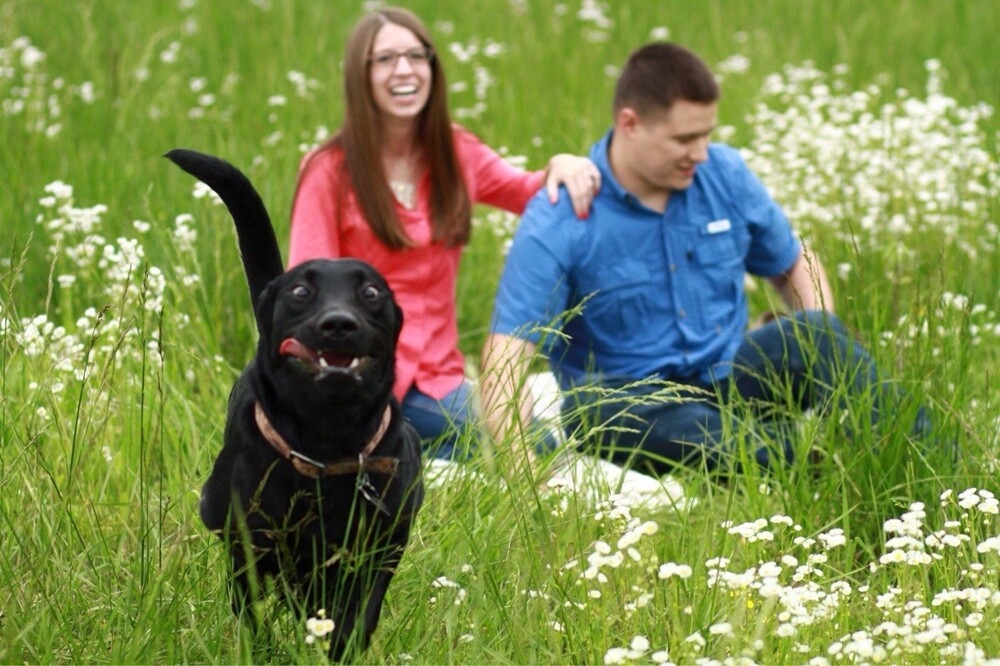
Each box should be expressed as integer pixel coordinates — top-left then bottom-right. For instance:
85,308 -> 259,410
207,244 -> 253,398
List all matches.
613,42 -> 720,119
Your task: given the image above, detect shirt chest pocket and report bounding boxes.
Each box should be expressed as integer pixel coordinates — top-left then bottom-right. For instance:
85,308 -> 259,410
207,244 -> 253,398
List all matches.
692,226 -> 741,264
576,260 -> 655,350
688,228 -> 744,328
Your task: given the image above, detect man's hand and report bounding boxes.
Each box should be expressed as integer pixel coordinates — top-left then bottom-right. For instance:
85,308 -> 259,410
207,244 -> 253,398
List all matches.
770,244 -> 835,313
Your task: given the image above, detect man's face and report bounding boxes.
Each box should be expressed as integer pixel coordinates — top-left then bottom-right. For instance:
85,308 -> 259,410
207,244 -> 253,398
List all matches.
622,100 -> 718,194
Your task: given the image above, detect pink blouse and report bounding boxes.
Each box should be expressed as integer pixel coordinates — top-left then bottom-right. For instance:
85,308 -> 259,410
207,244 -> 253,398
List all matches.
288,126 -> 545,401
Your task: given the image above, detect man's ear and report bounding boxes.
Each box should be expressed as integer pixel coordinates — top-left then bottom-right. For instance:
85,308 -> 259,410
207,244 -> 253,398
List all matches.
616,106 -> 641,135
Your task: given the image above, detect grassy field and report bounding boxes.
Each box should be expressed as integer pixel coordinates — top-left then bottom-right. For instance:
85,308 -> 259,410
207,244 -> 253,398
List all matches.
2,0 -> 1000,663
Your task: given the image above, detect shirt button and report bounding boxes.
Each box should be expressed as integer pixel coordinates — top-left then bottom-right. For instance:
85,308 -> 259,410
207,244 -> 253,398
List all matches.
678,309 -> 686,318
670,263 -> 677,272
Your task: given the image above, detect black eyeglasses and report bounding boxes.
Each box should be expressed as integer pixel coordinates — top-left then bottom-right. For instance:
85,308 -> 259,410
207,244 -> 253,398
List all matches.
368,47 -> 434,68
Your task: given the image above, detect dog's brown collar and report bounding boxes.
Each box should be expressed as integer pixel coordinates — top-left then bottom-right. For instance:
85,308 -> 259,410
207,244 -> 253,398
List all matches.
253,402 -> 399,479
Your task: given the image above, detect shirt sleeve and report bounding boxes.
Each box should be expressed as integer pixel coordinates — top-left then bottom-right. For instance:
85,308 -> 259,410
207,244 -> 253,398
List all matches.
725,148 -> 801,277
457,128 -> 545,214
288,150 -> 343,268
490,192 -> 577,345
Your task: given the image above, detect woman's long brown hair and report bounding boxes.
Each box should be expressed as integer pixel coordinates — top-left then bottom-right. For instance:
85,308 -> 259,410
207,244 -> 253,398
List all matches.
296,7 -> 471,249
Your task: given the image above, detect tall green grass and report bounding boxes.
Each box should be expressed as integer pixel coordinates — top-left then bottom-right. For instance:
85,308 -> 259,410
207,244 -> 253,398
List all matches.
2,0 -> 999,663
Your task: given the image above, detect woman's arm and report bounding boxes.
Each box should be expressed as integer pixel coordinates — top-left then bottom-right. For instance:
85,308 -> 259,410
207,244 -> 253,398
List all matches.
458,128 -> 598,219
288,151 -> 344,267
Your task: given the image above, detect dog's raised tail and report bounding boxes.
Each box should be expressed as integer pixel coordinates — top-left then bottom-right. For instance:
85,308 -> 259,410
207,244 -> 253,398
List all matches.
165,148 -> 284,307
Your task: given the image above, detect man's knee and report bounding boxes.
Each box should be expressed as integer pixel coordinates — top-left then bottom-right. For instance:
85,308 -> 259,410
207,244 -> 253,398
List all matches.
573,398 -> 725,471
785,310 -> 847,339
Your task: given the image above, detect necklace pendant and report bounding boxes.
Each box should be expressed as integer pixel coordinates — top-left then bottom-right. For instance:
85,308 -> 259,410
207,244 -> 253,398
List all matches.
389,179 -> 415,209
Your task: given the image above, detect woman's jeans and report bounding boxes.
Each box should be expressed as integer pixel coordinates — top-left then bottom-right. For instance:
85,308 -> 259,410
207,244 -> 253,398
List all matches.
563,311 -> 930,476
401,379 -> 556,460
401,381 -> 476,460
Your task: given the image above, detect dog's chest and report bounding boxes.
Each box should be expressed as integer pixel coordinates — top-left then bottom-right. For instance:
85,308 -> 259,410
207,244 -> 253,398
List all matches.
248,479 -> 390,552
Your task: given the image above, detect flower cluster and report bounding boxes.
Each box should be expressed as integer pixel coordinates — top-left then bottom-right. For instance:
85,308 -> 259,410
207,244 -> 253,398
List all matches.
0,36 -> 95,138
445,36 -> 506,121
576,0 -> 614,43
138,23 -> 240,125
741,60 -> 998,265
603,635 -> 672,665
304,608 -> 335,650
265,70 -> 323,152
2,178 -> 208,461
436,481 -> 1000,664
425,565 -> 478,646
36,180 -> 167,321
870,291 -> 1000,402
4,184 -> 159,407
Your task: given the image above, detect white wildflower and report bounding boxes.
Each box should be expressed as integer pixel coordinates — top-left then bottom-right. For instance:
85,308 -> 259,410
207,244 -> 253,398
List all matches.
709,622 -> 733,637
658,562 -> 693,579
818,528 -> 847,549
603,647 -> 630,665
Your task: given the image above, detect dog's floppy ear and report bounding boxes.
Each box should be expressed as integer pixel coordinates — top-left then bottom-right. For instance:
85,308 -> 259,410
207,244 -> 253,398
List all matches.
253,279 -> 279,350
392,302 -> 404,345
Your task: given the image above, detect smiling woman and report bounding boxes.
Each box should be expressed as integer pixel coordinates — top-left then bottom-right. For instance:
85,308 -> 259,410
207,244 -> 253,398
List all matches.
286,6 -> 600,460
367,26 -> 435,124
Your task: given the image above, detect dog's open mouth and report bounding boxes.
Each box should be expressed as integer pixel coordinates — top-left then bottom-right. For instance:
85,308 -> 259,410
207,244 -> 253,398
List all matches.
279,337 -> 374,380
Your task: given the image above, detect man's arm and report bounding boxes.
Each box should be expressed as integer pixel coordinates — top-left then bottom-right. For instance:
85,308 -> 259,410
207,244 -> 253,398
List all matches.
769,244 -> 835,312
480,332 -> 539,466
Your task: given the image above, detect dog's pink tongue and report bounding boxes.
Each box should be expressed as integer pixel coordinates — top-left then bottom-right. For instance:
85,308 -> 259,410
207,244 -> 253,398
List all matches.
279,338 -> 314,360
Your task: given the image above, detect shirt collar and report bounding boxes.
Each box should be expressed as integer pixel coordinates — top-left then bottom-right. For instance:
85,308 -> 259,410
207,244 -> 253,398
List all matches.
590,129 -> 632,203
590,129 -> 663,209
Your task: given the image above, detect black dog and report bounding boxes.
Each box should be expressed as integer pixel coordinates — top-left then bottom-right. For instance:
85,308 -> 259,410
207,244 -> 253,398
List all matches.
165,149 -> 423,660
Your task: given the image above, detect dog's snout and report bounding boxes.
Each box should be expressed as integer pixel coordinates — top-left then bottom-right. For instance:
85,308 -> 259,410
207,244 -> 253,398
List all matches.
318,310 -> 361,338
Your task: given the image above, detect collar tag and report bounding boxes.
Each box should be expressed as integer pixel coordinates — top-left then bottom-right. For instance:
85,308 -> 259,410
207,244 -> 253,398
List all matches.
357,468 -> 390,515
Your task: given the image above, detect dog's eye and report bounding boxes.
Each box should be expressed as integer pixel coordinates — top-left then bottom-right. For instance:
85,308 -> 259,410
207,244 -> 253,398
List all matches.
291,284 -> 310,299
361,284 -> 382,301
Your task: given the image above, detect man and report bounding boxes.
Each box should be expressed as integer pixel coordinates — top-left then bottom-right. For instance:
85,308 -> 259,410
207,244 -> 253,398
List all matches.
481,42 -> 925,477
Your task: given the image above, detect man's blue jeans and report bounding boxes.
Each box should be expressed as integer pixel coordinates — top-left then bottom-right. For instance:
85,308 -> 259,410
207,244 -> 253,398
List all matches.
562,310 -> 930,476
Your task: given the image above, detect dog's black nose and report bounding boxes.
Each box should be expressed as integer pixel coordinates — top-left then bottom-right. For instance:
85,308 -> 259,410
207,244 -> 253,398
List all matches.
318,310 -> 361,338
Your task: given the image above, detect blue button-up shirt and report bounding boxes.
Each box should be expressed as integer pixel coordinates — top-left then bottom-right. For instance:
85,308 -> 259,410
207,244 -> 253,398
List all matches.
490,130 -> 801,390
